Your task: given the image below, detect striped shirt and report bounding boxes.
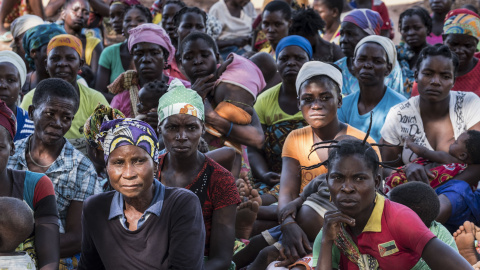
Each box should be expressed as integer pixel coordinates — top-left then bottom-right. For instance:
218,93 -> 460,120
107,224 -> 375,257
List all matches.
14,106 -> 34,142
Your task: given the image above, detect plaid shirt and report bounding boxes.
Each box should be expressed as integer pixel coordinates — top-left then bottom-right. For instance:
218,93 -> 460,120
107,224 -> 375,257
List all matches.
8,136 -> 102,233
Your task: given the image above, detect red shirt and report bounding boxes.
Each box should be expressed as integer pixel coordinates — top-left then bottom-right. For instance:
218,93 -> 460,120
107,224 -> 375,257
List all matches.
338,196 -> 435,270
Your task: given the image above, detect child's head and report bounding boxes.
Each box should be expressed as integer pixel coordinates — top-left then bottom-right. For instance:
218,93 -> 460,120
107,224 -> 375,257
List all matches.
162,0 -> 186,43
448,130 -> 480,164
389,182 -> 440,227
0,197 -> 34,253
313,0 -> 343,28
173,7 -> 207,44
429,0 -> 455,15
137,80 -> 168,114
179,32 -> 219,83
289,7 -> 326,43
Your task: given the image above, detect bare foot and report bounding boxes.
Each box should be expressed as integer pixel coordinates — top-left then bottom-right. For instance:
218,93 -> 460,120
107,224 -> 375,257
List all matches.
248,189 -> 262,207
454,221 -> 480,265
236,200 -> 259,240
237,179 -> 252,200
473,261 -> 480,270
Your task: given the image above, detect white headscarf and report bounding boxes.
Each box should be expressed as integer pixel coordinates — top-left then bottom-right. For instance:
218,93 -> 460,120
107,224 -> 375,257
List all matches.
0,51 -> 27,87
354,35 -> 397,75
295,61 -> 343,95
10,15 -> 44,39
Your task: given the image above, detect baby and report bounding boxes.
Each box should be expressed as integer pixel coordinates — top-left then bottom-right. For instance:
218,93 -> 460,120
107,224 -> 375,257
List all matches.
0,197 -> 35,270
136,80 -> 169,121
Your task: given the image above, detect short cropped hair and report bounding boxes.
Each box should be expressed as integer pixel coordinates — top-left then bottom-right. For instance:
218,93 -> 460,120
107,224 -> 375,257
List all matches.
264,0 -> 292,21
179,31 -> 219,56
32,78 -> 80,113
173,6 -> 207,27
415,44 -> 459,77
0,197 -> 34,253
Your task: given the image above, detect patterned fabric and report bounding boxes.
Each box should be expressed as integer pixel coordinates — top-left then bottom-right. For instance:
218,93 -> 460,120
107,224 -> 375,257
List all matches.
384,158 -> 467,193
0,99 -> 16,139
97,118 -> 159,163
111,0 -> 140,6
158,79 -> 204,123
444,9 -> 480,40
334,223 -> 379,270
7,136 -> 101,233
108,70 -> 141,117
343,9 -> 383,35
127,23 -> 175,65
3,0 -> 30,24
15,236 -> 36,268
206,15 -> 223,40
22,24 -> 66,69
47,34 -> 83,58
396,42 -> 415,95
83,104 -> 125,150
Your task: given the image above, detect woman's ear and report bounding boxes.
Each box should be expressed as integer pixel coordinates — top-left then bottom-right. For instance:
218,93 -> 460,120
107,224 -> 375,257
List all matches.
28,105 -> 35,120
9,141 -> 15,156
374,173 -> 382,190
385,63 -> 393,76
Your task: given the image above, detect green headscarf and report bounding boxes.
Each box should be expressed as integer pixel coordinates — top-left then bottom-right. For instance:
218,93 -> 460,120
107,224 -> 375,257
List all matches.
157,79 -> 205,123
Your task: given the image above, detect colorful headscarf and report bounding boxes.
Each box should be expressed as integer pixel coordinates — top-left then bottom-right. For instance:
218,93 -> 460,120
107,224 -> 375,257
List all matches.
216,53 -> 266,100
23,24 -> 66,70
343,9 -> 383,36
275,35 -> 313,60
97,118 -> 159,163
110,0 -> 140,6
296,61 -> 343,95
444,8 -> 480,41
354,35 -> 397,75
83,104 -> 125,150
0,99 -> 16,140
128,23 -> 176,65
47,34 -> 83,58
0,51 -> 27,87
157,79 -> 204,123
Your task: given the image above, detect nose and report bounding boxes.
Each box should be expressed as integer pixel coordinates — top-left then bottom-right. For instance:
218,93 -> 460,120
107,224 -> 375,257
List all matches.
430,74 -> 441,86
193,55 -> 203,65
341,180 -> 354,193
175,129 -> 187,142
122,162 -> 137,179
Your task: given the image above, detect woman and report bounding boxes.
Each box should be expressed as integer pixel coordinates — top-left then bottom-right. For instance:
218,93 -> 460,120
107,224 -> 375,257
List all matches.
397,7 -> 431,95
108,0 -> 140,35
338,36 -> 406,142
61,0 -> 103,75
0,50 -> 34,141
248,35 -> 311,205
20,34 -> 109,154
108,23 -> 189,120
259,1 -> 291,59
95,4 -> 151,94
157,80 -> 241,270
335,9 -> 405,97
21,23 -> 66,93
8,78 -> 101,269
288,7 -> 343,63
412,9 -> 480,97
162,0 -> 186,49
0,100 -> 59,270
312,139 -> 471,270
78,118 -> 205,269
380,44 -> 480,233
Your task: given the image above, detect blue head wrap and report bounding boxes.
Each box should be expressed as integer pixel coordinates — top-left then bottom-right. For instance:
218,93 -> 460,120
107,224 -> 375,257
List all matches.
275,35 -> 313,60
22,24 -> 66,70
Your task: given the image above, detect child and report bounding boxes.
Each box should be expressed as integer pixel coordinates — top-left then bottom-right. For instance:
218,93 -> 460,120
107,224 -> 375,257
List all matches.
136,80 -> 169,121
428,0 -> 455,45
385,130 -> 480,192
313,0 -> 343,44
0,197 -> 35,270
179,32 -> 266,154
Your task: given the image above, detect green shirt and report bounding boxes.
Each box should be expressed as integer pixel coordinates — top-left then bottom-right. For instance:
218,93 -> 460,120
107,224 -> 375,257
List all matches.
99,42 -> 126,83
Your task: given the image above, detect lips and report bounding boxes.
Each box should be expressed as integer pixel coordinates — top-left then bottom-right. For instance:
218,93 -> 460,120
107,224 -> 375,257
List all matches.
358,72 -> 374,80
122,184 -> 141,190
172,146 -> 190,153
338,198 -> 358,207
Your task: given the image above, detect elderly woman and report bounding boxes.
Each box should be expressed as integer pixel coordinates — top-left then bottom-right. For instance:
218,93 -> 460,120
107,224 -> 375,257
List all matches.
338,35 -> 406,142
381,44 -> 480,233
108,23 -> 190,121
0,50 -> 34,141
8,78 -> 101,269
78,118 -> 205,269
0,100 -> 59,270
21,23 -> 66,93
412,9 -> 480,97
335,9 -> 405,97
157,80 -> 241,270
20,34 -> 109,154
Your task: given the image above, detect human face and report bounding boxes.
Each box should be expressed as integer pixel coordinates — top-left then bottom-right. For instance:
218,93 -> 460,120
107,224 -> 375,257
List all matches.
276,46 -> 309,83
327,154 -> 380,218
429,0 -> 453,14
63,0 -> 90,32
353,43 -> 391,87
32,44 -> 48,73
107,145 -> 155,200
132,43 -> 165,82
400,14 -> 428,49
448,132 -> 469,161
298,80 -> 342,129
162,3 -> 182,41
110,3 -> 126,35
180,38 -> 218,82
415,55 -> 454,102
46,46 -> 83,84
313,1 -> 336,28
262,10 -> 290,48
0,62 -> 21,109
0,127 -> 14,174
177,13 -> 206,43
86,143 -> 105,173
28,97 -> 76,145
160,114 -> 204,158
339,22 -> 369,58
12,33 -> 26,65
123,7 -> 149,39
444,34 -> 478,68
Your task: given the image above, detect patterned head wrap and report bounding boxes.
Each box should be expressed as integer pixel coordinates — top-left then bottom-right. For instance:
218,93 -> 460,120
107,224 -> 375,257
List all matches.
128,23 -> 176,65
47,34 -> 83,58
0,51 -> 27,87
83,104 -> 125,150
343,9 -> 383,36
97,118 -> 159,163
157,79 -> 204,123
444,9 -> 480,41
0,99 -> 16,140
110,0 -> 141,6
354,35 -> 397,75
275,35 -> 313,60
23,24 -> 66,70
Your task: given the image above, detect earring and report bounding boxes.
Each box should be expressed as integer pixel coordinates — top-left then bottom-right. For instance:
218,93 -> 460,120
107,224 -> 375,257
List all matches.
329,195 -> 332,202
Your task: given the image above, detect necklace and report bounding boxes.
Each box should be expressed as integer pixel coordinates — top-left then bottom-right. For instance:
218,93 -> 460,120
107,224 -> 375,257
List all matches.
28,137 -> 55,168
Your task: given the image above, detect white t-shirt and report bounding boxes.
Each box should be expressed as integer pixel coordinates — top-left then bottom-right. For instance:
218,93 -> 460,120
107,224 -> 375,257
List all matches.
0,252 -> 35,270
380,91 -> 480,164
208,0 -> 255,40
